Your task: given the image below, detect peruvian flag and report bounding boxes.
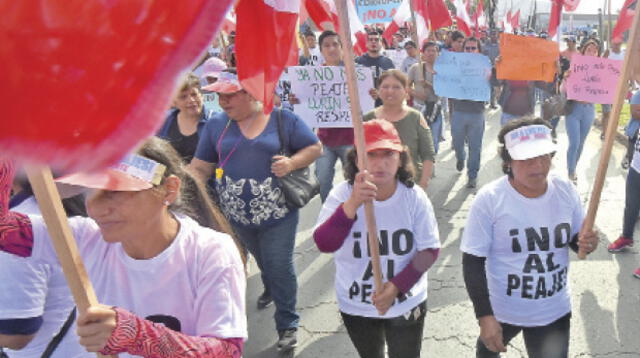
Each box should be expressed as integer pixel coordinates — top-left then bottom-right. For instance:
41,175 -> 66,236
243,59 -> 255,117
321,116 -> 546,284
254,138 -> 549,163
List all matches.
612,0 -> 637,42
347,0 -> 368,56
304,0 -> 339,32
453,0 -> 473,36
511,9 -> 520,30
236,0 -> 300,113
427,0 -> 453,30
412,0 -> 431,44
222,8 -> 236,33
503,9 -> 513,32
548,0 -> 563,38
563,0 -> 581,11
383,0 -> 410,45
473,0 -> 487,31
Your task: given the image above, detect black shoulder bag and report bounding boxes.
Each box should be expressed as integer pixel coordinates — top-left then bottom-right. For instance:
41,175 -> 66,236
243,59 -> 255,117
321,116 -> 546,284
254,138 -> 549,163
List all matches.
275,110 -> 319,208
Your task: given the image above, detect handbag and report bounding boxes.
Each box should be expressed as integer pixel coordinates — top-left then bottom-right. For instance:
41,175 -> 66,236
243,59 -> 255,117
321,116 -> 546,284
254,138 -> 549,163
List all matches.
542,93 -> 568,121
275,110 -> 319,208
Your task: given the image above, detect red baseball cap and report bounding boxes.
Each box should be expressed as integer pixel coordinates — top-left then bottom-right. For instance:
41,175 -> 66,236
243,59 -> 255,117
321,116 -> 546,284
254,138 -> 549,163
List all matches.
362,119 -> 404,153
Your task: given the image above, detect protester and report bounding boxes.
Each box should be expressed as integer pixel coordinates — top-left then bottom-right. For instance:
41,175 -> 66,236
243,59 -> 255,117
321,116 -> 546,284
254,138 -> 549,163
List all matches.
497,80 -> 536,126
560,36 -> 578,62
462,117 -> 599,358
562,39 -> 601,183
300,30 -> 324,66
364,70 -> 435,189
189,71 -> 322,352
313,119 -> 440,358
0,179 -> 86,358
408,41 -> 444,153
601,40 -> 626,139
0,137 -> 247,357
482,30 -> 501,109
400,40 -> 419,73
448,30 -> 465,52
450,37 -> 487,188
621,91 -> 640,170
156,74 -> 210,163
356,30 -> 395,107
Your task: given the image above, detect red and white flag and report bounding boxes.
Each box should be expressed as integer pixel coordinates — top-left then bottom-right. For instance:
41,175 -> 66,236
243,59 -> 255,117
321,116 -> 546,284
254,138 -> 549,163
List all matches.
347,0 -> 368,55
511,9 -> 520,31
503,8 -> 513,33
453,0 -> 473,36
383,0 -> 410,45
412,0 -> 430,44
222,8 -> 236,33
563,0 -> 581,11
304,0 -> 339,32
427,0 -> 453,30
236,0 -> 300,113
473,0 -> 487,31
612,0 -> 637,42
548,0 -> 563,38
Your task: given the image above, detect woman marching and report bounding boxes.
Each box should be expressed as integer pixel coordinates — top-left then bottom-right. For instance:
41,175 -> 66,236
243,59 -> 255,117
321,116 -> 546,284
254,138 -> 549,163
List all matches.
461,117 -> 599,358
313,119 -> 440,358
364,69 -> 436,190
0,137 -> 247,357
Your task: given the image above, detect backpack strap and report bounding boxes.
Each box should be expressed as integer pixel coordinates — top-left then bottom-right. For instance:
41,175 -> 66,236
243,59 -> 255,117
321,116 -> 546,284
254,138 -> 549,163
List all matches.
40,308 -> 76,358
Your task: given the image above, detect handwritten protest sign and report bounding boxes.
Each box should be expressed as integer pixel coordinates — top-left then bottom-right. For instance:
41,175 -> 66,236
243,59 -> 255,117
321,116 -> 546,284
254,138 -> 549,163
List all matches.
386,48 -> 406,69
356,0 -> 402,24
497,33 -> 559,82
566,54 -> 622,104
434,51 -> 491,102
290,66 -> 374,128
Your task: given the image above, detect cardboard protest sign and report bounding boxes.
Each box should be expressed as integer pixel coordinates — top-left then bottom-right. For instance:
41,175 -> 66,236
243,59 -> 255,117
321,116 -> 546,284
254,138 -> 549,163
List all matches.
356,0 -> 403,24
0,0 -> 232,173
566,54 -> 623,104
290,66 -> 375,128
496,33 -> 560,82
434,51 -> 492,102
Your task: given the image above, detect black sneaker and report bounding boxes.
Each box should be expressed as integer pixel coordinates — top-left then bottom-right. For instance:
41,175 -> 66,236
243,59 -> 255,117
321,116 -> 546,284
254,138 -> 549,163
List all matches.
257,291 -> 273,310
456,159 -> 464,172
277,328 -> 298,351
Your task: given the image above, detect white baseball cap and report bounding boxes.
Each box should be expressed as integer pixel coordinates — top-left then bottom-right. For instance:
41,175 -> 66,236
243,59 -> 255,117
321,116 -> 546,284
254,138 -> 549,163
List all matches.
505,125 -> 557,160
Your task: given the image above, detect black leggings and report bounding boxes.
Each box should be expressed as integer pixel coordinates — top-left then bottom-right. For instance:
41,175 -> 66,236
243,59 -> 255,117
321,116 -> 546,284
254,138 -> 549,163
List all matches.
626,134 -> 638,162
476,313 -> 571,358
340,300 -> 427,358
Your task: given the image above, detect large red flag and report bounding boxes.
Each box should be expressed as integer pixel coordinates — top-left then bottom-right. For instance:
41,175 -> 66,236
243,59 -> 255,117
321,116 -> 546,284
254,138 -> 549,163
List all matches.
236,0 -> 300,113
563,0 -> 581,11
612,0 -> 637,42
383,0 -> 410,45
427,0 -> 453,30
453,0 -> 473,36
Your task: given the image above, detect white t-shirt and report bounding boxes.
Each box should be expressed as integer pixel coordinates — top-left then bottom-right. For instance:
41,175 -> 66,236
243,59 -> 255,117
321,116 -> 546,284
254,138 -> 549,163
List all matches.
608,49 -> 625,61
461,175 -> 584,327
28,213 -> 247,358
315,181 -> 440,318
300,46 -> 324,66
631,129 -> 640,173
0,197 -> 83,358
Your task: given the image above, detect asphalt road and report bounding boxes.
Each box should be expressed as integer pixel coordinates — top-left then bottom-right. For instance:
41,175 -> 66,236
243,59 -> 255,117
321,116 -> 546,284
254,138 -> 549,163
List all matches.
243,108 -> 640,358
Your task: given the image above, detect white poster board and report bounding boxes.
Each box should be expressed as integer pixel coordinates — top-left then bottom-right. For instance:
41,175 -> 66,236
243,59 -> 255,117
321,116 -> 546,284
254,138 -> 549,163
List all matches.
290,66 -> 375,128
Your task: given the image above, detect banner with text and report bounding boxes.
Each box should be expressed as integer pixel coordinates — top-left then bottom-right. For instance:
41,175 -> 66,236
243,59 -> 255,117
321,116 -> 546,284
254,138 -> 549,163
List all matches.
290,66 -> 375,128
434,51 -> 492,102
566,54 -> 622,105
356,0 -> 402,24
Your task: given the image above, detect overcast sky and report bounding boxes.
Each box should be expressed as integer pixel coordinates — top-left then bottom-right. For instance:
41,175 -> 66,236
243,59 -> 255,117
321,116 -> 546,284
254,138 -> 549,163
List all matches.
498,0 -> 627,16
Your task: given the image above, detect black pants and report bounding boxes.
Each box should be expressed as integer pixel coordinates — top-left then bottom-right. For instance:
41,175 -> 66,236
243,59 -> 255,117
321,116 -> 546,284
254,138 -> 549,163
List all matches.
476,313 -> 571,358
340,300 -> 426,358
626,134 -> 638,162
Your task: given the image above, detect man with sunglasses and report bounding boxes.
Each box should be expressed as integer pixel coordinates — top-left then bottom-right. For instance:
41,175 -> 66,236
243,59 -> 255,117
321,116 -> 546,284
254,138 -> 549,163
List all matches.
450,37 -> 488,189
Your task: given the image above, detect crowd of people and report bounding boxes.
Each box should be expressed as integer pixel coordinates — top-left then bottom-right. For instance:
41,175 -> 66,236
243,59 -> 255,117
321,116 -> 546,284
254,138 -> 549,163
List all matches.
0,20 -> 638,358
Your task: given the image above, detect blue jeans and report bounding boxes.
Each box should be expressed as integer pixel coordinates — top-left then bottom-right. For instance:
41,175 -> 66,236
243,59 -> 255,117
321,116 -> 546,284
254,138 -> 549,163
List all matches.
451,110 -> 485,179
565,103 -> 595,176
233,211 -> 300,331
623,168 -> 640,239
431,113 -> 443,153
315,144 -> 351,202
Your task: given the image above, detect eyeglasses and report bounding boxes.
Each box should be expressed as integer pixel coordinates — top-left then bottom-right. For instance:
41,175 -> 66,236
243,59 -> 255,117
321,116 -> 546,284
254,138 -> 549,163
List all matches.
465,46 -> 478,51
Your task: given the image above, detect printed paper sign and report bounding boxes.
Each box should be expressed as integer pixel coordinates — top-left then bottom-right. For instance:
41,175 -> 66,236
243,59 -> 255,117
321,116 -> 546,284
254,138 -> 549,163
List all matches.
386,49 -> 407,69
566,54 -> 622,104
496,33 -> 560,82
290,66 -> 375,128
434,51 -> 492,102
356,0 -> 402,24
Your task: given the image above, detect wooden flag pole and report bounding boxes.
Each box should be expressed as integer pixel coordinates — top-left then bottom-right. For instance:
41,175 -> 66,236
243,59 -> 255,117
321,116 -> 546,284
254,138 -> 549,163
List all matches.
578,6 -> 640,259
334,0 -> 384,294
26,167 -> 114,358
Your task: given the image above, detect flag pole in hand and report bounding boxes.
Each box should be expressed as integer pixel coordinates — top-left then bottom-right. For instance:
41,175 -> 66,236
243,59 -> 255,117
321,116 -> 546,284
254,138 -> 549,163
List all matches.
334,0 -> 384,295
579,4 -> 640,259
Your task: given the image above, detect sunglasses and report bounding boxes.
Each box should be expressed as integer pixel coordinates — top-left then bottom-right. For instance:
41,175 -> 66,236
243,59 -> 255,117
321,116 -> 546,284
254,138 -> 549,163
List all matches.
465,46 -> 478,51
